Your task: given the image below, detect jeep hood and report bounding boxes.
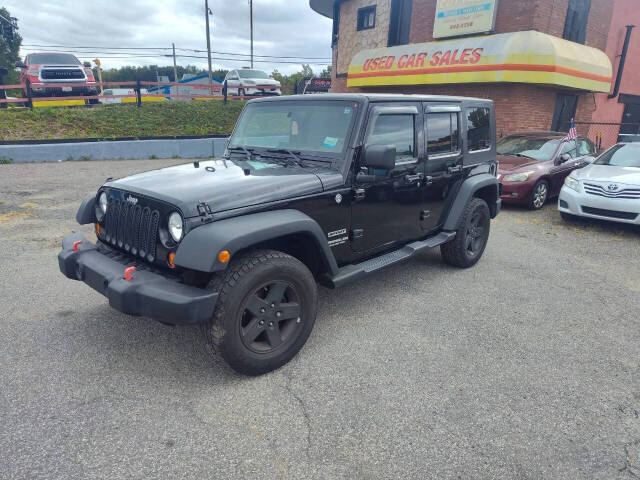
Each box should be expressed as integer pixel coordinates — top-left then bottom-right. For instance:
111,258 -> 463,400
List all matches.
105,159 -> 341,217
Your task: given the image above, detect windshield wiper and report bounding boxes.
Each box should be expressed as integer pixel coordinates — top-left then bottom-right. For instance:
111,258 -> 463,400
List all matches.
501,152 -> 534,159
263,148 -> 305,167
226,146 -> 255,160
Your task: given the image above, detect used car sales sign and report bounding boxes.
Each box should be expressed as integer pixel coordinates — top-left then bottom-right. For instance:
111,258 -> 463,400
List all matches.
346,30 -> 612,93
433,0 -> 499,39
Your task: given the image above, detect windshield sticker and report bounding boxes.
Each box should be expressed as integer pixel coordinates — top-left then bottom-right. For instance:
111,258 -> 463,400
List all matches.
323,137 -> 338,148
344,107 -> 352,114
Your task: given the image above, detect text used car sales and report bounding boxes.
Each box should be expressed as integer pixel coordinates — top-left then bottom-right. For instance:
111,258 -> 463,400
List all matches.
362,47 -> 483,71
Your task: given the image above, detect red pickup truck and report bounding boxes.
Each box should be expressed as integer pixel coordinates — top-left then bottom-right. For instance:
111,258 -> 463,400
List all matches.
16,52 -> 98,102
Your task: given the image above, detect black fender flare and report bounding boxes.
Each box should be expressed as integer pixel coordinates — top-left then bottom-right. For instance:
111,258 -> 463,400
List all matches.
76,194 -> 97,225
173,209 -> 339,275
443,174 -> 500,231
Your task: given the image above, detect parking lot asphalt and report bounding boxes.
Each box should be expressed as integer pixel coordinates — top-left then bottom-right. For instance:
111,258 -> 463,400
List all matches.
1,159 -> 639,480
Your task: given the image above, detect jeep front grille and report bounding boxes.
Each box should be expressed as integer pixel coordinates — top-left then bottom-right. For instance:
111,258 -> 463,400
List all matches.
103,198 -> 160,261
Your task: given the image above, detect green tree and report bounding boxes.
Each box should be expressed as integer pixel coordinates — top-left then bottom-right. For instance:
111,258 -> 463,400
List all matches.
319,66 -> 332,78
0,6 -> 22,84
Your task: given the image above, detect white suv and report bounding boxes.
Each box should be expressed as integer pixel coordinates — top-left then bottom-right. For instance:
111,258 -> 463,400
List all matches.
558,142 -> 640,224
223,69 -> 281,96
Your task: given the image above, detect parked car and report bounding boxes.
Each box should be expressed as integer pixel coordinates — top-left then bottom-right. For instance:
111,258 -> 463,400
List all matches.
15,52 -> 98,103
496,132 -> 596,209
58,94 -> 500,375
223,68 -> 281,96
558,142 -> 640,224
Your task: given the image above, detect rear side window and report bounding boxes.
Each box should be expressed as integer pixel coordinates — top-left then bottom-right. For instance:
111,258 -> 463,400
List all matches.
426,113 -> 459,155
578,139 -> 595,155
467,107 -> 491,152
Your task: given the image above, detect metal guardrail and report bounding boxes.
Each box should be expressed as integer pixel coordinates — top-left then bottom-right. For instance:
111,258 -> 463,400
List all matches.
0,80 -> 278,108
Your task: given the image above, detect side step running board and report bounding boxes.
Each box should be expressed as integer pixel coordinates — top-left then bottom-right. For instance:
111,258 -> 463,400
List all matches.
326,231 -> 456,288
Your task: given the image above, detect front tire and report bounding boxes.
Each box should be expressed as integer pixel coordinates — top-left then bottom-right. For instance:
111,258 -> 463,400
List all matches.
203,249 -> 318,376
529,180 -> 549,210
441,197 -> 491,268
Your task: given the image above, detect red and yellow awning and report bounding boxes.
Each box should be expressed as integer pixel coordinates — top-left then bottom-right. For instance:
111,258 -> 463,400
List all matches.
347,30 -> 612,92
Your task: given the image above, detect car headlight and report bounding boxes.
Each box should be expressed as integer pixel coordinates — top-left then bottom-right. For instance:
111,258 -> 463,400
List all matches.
503,171 -> 535,182
564,175 -> 580,192
98,192 -> 108,215
168,212 -> 183,242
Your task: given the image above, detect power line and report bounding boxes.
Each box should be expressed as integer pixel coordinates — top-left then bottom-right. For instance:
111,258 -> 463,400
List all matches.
22,44 -> 332,61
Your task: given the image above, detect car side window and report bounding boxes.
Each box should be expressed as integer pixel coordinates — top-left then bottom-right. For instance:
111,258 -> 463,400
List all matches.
578,139 -> 595,156
560,141 -> 578,158
467,107 -> 491,151
367,114 -> 416,163
426,112 -> 459,155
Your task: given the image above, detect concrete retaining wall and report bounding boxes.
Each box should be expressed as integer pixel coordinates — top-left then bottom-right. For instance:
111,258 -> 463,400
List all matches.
0,137 -> 229,163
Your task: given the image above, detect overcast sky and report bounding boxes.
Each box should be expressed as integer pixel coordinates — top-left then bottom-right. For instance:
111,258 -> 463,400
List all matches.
4,0 -> 333,75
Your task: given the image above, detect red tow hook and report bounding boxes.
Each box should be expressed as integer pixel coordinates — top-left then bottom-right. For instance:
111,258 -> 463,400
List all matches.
124,266 -> 136,281
72,240 -> 83,252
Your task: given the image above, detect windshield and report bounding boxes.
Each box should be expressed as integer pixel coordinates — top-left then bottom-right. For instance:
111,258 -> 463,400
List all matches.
497,136 -> 561,161
228,101 -> 358,157
594,143 -> 640,167
28,53 -> 80,65
238,69 -> 270,79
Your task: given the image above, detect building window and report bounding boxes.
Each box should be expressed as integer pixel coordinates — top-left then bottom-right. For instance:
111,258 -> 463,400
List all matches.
357,6 -> 376,31
563,0 -> 591,44
388,0 -> 412,46
426,113 -> 459,155
467,108 -> 491,151
551,94 -> 578,132
367,114 -> 415,162
332,1 -> 340,47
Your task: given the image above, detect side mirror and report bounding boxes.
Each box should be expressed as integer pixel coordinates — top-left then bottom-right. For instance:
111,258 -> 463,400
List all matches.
556,153 -> 571,165
15,61 -> 26,69
83,61 -> 92,68
362,144 -> 396,171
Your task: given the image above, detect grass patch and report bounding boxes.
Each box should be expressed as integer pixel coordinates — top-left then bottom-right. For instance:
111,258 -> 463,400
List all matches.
0,102 -> 245,141
0,156 -> 13,164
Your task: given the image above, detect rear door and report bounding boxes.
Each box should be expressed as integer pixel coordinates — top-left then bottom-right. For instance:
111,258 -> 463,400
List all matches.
422,104 -> 464,231
350,102 -> 425,253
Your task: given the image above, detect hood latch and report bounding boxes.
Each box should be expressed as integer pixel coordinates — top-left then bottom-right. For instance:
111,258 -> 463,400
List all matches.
197,201 -> 214,223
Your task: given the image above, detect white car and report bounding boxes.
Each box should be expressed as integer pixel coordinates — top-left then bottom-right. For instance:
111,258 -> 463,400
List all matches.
223,69 -> 281,96
558,142 -> 640,224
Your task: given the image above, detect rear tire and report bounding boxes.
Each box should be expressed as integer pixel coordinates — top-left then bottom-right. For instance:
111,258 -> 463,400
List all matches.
441,197 -> 491,268
203,249 -> 318,376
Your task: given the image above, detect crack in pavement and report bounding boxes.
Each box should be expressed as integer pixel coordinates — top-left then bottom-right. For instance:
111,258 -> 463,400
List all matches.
283,370 -> 312,466
619,440 -> 640,478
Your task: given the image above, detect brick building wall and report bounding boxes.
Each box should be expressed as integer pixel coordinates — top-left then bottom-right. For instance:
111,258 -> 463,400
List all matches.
330,0 -> 614,136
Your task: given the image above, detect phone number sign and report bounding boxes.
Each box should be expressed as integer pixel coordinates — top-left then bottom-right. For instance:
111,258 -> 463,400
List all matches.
433,0 -> 499,39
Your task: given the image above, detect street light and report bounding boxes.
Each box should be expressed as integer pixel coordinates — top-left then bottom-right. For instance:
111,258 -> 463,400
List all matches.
205,0 -> 213,94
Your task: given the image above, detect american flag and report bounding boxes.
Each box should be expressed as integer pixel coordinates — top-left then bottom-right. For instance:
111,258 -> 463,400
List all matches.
564,118 -> 577,142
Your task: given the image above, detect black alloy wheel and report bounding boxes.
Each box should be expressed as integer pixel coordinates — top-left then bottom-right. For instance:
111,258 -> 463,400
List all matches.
239,281 -> 302,354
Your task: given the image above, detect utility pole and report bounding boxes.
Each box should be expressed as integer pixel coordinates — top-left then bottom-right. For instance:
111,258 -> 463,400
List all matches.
172,42 -> 179,100
249,0 -> 254,68
204,0 -> 213,94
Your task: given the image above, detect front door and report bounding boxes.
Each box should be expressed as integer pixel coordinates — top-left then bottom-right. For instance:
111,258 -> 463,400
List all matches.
549,138 -> 594,195
351,103 -> 425,253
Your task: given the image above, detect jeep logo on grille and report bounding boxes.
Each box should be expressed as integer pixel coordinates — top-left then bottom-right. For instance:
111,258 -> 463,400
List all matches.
606,183 -> 620,192
126,195 -> 138,205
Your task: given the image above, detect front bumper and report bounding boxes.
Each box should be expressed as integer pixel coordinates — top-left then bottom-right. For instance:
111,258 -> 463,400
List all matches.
30,83 -> 98,96
558,186 -> 640,224
58,233 -> 218,325
244,86 -> 281,96
498,180 -> 532,205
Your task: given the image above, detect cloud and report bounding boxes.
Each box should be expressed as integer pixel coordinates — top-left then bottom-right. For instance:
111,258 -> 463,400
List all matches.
4,0 -> 333,75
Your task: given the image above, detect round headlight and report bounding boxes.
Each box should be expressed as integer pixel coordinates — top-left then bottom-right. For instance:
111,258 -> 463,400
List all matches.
98,192 -> 108,215
168,212 -> 183,242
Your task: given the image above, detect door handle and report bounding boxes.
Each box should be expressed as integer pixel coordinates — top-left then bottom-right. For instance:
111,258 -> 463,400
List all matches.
404,173 -> 423,183
447,165 -> 463,174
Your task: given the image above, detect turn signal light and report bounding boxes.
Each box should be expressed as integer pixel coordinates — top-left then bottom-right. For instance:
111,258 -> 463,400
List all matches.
95,223 -> 101,235
168,252 -> 176,268
218,250 -> 230,263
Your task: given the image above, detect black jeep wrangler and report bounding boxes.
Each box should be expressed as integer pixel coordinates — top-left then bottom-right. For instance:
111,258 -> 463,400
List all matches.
59,94 -> 500,375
